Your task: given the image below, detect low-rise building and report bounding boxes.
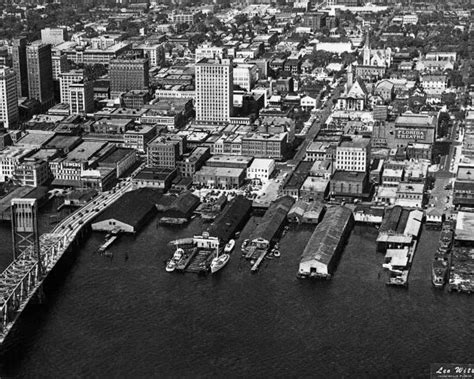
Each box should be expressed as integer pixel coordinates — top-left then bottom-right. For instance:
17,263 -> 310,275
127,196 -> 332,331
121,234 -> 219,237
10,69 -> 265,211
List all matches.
132,167 -> 177,191
329,171 -> 370,200
300,176 -> 330,202
0,147 -> 35,182
176,146 -> 210,178
395,182 -> 425,209
246,158 -> 275,184
12,158 -> 51,187
123,125 -> 157,153
147,134 -> 182,168
193,166 -> 246,189
98,147 -> 137,178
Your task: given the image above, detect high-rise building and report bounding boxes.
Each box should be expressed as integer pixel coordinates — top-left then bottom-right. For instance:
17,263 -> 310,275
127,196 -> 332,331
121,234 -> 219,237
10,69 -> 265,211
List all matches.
0,66 -> 19,129
59,69 -> 85,104
109,56 -> 149,97
195,58 -> 233,124
11,37 -> 28,98
41,28 -> 68,46
52,53 -> 69,81
69,81 -> 94,114
26,41 -> 54,109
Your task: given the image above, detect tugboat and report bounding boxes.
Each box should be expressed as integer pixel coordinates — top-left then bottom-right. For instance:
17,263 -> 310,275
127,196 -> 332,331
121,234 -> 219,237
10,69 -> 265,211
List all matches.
224,239 -> 235,253
210,244 -> 230,274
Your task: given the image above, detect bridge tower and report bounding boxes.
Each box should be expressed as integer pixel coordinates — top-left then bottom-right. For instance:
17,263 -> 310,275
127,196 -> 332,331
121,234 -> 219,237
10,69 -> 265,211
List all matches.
11,199 -> 42,272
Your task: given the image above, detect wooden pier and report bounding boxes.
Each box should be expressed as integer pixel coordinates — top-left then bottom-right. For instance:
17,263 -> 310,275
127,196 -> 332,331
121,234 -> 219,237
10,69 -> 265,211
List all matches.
251,249 -> 268,273
98,235 -> 119,253
185,249 -> 215,274
175,247 -> 198,271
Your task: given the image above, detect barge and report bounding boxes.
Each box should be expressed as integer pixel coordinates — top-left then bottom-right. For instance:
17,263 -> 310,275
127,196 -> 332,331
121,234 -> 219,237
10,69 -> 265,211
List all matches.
431,219 -> 455,288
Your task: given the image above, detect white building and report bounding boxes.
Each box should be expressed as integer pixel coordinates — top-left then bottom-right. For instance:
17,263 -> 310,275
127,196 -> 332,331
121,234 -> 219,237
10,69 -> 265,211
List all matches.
41,27 -> 67,46
247,158 -> 275,184
0,147 -> 34,182
60,69 -> 85,104
420,74 -> 448,95
335,139 -> 370,172
402,14 -> 419,26
13,158 -> 51,187
233,64 -> 258,92
69,81 -> 94,114
195,44 -> 227,63
0,66 -> 19,129
140,43 -> 163,67
195,58 -> 233,124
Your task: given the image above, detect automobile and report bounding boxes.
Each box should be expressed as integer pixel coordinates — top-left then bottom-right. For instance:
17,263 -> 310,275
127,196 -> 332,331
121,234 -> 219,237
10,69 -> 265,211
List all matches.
78,220 -> 84,225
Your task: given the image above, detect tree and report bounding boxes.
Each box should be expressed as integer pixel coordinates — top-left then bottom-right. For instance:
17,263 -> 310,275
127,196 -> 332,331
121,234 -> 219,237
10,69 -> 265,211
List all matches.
234,14 -> 248,27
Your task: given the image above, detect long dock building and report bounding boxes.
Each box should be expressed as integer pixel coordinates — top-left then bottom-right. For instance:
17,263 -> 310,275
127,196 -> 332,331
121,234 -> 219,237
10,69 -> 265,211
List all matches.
298,206 -> 354,279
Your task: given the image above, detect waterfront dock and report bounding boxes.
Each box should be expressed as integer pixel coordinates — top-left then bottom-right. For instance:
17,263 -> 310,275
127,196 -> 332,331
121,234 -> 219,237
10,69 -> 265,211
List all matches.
175,247 -> 198,271
98,234 -> 120,254
185,249 -> 215,274
385,241 -> 417,287
448,247 -> 474,294
250,249 -> 267,273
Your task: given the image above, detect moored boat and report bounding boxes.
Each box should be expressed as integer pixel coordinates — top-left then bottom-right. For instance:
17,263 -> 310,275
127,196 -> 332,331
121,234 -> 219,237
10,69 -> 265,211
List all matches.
224,239 -> 235,253
210,253 -> 230,274
166,247 -> 184,273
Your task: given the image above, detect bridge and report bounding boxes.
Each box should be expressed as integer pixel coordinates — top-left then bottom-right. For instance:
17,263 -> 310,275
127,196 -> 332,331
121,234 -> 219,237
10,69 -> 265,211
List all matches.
0,178 -> 136,345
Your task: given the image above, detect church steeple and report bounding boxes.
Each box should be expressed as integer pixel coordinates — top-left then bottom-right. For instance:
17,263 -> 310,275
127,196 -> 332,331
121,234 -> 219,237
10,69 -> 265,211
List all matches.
346,64 -> 353,92
363,28 -> 370,66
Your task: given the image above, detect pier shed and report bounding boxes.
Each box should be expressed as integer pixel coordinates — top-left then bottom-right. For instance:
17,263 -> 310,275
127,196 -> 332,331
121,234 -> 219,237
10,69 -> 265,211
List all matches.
207,195 -> 252,243
91,188 -> 162,233
376,206 -> 422,252
156,191 -> 200,224
298,206 -> 354,279
248,196 -> 295,250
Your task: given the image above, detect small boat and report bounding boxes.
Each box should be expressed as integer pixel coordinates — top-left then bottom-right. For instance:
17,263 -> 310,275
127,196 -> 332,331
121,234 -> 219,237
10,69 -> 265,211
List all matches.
210,244 -> 230,274
165,259 -> 176,272
166,247 -> 184,273
224,239 -> 235,253
241,239 -> 249,250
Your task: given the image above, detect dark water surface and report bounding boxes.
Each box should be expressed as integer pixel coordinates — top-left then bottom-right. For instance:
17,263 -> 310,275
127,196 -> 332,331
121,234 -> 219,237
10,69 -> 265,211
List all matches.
0,203 -> 471,377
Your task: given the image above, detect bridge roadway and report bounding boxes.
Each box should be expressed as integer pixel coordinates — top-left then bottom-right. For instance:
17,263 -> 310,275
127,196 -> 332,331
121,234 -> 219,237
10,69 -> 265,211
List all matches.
0,176 -> 138,345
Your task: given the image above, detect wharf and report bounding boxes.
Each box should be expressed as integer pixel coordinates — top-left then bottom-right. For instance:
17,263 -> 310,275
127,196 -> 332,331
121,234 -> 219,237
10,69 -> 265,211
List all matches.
185,249 -> 215,274
175,247 -> 198,271
98,234 -> 119,253
250,249 -> 268,273
386,241 -> 417,287
448,247 -> 474,294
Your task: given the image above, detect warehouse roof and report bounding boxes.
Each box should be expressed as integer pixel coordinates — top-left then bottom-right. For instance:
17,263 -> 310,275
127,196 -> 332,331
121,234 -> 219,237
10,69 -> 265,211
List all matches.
92,188 -> 162,229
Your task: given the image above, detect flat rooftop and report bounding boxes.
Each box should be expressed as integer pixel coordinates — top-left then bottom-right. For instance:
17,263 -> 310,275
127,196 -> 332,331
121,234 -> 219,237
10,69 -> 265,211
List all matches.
196,166 -> 245,177
455,211 -> 474,242
67,141 -> 108,162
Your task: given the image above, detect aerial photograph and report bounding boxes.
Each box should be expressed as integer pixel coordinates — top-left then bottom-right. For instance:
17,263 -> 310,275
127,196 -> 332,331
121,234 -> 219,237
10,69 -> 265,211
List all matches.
0,0 -> 472,377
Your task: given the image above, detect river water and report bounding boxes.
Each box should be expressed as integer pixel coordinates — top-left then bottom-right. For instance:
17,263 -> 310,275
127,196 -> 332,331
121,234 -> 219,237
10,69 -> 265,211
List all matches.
0,201 -> 471,377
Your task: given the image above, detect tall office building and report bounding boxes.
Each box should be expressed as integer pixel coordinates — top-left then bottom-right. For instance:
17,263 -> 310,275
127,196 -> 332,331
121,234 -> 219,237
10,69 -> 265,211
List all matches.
59,69 -> 85,104
26,41 -> 54,109
109,56 -> 149,97
195,58 -> 233,124
0,66 -> 19,129
11,37 -> 28,98
69,81 -> 94,115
